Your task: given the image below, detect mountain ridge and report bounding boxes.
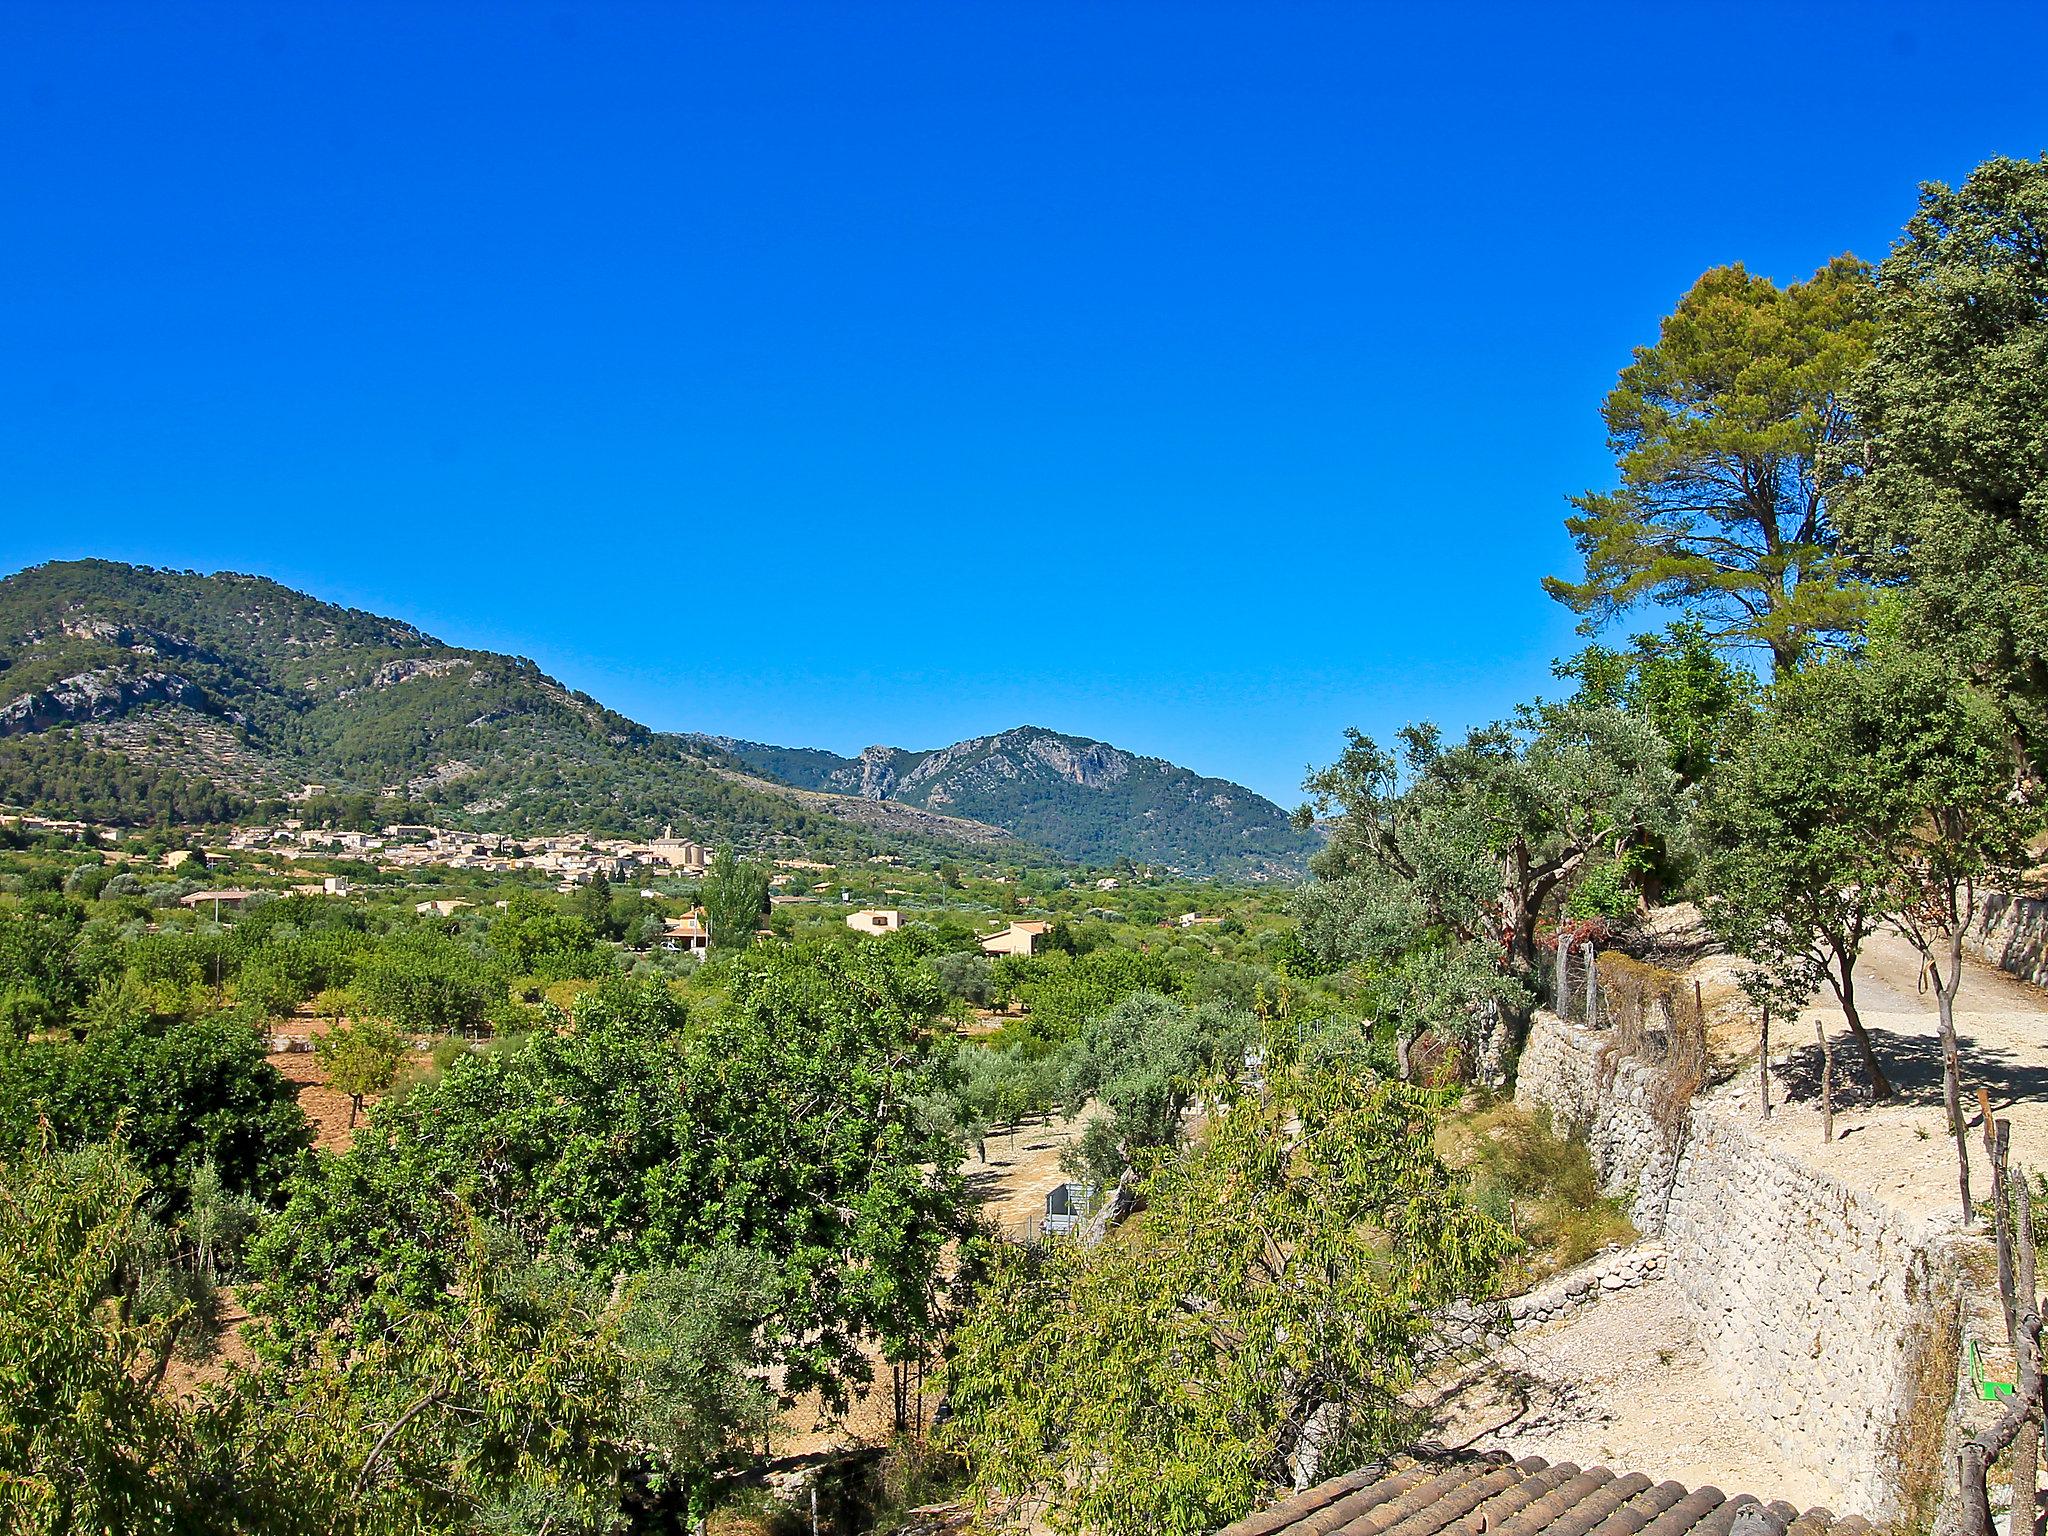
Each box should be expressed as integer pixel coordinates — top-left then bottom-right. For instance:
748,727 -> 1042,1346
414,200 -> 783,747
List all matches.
699,725 -> 1320,876
0,561 -> 1311,874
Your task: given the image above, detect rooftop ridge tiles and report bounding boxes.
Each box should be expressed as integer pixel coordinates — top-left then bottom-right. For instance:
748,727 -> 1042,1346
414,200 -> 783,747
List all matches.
1439,1459 -> 1588,1536
1485,1468 -> 1617,1536
1536,1471 -> 1658,1536
1310,1465 -> 1501,1536
1576,1480 -> 1692,1536
1341,1463 -> 1533,1536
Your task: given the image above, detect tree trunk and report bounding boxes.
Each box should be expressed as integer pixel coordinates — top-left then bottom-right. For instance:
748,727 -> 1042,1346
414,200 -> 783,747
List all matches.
1937,948 -> 1973,1223
1760,1003 -> 1772,1121
1835,963 -> 1894,1100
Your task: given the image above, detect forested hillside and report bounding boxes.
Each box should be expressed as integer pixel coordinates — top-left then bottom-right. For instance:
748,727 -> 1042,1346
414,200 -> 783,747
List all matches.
0,561 -> 999,858
707,725 -> 1322,876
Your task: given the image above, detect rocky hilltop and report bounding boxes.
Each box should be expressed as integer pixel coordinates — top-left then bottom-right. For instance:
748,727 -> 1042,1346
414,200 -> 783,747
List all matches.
706,725 -> 1321,877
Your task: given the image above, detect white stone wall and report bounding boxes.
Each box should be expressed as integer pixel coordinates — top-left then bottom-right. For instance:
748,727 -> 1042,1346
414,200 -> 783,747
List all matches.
1514,1011 -> 1975,1527
1971,890 -> 2048,989
1513,1012 -> 1684,1231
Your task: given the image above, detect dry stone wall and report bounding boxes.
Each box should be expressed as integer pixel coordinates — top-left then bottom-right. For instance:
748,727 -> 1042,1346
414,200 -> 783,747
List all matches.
1971,890 -> 2048,988
1515,1010 -> 1974,1527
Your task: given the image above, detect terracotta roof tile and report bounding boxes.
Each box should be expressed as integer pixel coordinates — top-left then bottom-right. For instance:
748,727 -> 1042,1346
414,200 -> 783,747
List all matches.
1213,1457 -> 1876,1536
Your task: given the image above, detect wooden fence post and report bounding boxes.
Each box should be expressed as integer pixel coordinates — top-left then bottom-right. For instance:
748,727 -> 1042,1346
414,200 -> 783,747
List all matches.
1760,1002 -> 1771,1122
2015,1165 -> 2042,1536
1815,1021 -> 1833,1144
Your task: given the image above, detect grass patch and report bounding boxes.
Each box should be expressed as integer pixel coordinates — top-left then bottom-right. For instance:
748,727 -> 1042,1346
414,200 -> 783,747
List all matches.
1437,1097 -> 1635,1291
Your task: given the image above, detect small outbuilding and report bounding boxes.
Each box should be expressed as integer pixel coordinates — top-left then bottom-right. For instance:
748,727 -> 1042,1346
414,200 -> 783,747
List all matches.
980,920 -> 1051,958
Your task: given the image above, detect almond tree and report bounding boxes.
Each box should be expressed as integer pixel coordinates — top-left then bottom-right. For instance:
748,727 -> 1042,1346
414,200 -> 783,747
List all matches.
940,1051 -> 1513,1536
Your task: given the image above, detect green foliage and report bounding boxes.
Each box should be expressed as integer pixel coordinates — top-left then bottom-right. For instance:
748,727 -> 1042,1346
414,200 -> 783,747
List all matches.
314,1016 -> 408,1126
1298,700 -> 1680,1069
0,1142 -> 227,1536
700,845 -> 770,951
352,927 -> 505,1036
0,893 -> 92,1038
223,1231 -> 780,1535
1000,944 -> 1171,1046
1051,991 -> 1255,1186
1555,619 -> 1754,784
1563,855 -> 1640,923
1831,155 -> 2048,758
1547,258 -> 1874,671
1699,653 -> 1904,1019
0,1009 -> 310,1201
256,948 -> 968,1410
941,1055 -> 1514,1536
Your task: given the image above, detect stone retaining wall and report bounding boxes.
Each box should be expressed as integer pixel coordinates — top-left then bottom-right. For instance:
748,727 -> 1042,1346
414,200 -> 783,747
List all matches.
1442,1243 -> 1668,1354
1515,1010 -> 1979,1528
1971,890 -> 2048,989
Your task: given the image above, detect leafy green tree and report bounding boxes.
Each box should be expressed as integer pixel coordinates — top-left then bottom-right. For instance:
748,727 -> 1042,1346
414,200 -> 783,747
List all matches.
1556,619 -> 1754,786
316,1017 -> 408,1128
1859,647 -> 2041,1219
256,951 -> 967,1411
0,894 -> 89,1039
1005,945 -> 1170,1046
1547,259 -> 1874,672
1699,655 -> 1902,1097
222,1231 -> 780,1536
0,1010 -> 310,1201
0,1142 -> 228,1536
1299,700 -> 1680,1073
942,1054 -> 1513,1536
1052,991 -> 1255,1185
353,929 -> 501,1037
1831,155 -> 2048,756
700,845 -> 769,951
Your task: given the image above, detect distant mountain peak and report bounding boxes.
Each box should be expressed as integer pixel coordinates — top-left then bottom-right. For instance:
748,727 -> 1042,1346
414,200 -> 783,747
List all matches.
710,723 -> 1318,877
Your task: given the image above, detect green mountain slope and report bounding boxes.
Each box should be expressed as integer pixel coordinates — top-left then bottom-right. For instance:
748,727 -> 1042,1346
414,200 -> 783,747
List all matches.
0,560 -> 1010,857
703,727 -> 1321,877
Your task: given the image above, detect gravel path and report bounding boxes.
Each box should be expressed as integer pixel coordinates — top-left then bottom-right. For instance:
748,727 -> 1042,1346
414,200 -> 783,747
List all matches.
1425,1275 -> 1843,1509
1718,929 -> 2048,1227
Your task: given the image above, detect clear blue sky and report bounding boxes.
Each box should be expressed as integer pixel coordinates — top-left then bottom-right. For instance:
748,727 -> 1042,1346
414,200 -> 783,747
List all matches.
5,2 -> 2045,804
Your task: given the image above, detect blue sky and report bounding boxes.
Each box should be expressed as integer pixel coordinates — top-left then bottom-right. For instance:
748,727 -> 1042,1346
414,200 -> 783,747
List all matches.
4,2 -> 2046,805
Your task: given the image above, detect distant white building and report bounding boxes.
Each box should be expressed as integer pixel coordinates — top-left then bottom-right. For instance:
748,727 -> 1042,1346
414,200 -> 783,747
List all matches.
322,875 -> 351,896
847,909 -> 904,936
980,920 -> 1051,958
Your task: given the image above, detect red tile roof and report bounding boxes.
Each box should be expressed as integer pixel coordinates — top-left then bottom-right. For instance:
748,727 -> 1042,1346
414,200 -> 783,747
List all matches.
1214,1455 -> 1876,1536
